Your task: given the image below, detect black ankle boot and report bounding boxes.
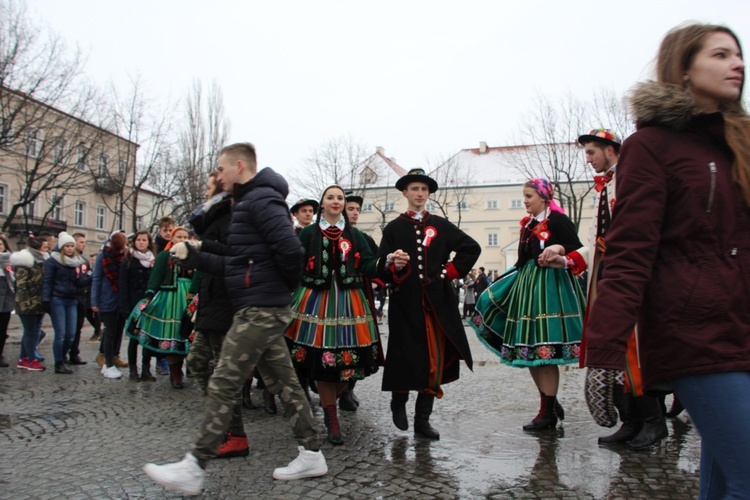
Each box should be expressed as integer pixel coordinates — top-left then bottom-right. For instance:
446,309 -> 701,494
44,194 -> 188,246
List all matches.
628,396 -> 668,451
129,366 -> 140,381
323,404 -> 344,445
68,355 -> 88,365
140,363 -> 156,382
54,362 -> 73,374
390,392 -> 409,430
339,389 -> 358,412
523,394 -> 558,431
414,393 -> 440,440
540,389 -> 564,420
263,389 -> 277,414
599,391 -> 641,444
665,396 -> 684,418
242,380 -> 256,409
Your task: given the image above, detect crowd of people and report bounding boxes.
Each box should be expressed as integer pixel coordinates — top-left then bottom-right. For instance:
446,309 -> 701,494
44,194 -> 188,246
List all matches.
0,21 -> 746,499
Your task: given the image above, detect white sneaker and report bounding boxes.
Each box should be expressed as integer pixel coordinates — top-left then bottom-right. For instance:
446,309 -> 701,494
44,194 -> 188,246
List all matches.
143,452 -> 205,496
272,446 -> 328,480
101,366 -> 122,379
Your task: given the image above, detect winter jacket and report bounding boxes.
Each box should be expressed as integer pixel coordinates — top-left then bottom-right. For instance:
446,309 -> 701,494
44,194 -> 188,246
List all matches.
11,249 -> 45,315
119,254 -> 153,314
194,167 -> 304,310
91,252 -> 121,313
42,251 -> 92,302
192,193 -> 234,332
75,253 -> 93,309
0,252 -> 15,313
584,82 -> 750,391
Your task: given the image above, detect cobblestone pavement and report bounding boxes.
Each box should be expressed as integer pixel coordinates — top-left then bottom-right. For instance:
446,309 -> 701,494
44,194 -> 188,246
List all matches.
1,315 -> 700,499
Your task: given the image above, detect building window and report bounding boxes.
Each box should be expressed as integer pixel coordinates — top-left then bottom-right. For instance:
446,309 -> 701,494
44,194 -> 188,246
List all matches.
98,153 -> 109,176
510,199 -> 523,209
51,195 -> 63,220
118,159 -> 127,179
96,205 -> 106,230
486,200 -> 498,210
136,215 -> 144,229
26,197 -> 35,218
25,128 -> 41,157
385,201 -> 395,212
361,203 -> 373,213
487,233 -> 498,246
456,200 -> 468,210
52,137 -> 66,165
77,144 -> 87,171
0,184 -> 6,214
426,202 -> 437,211
74,201 -> 85,226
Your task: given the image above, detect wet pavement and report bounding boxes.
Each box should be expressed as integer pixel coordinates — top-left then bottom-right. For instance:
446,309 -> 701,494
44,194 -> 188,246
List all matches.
0,314 -> 700,499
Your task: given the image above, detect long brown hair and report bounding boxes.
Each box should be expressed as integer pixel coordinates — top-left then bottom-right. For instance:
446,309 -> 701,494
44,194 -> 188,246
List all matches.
657,23 -> 750,205
125,230 -> 156,263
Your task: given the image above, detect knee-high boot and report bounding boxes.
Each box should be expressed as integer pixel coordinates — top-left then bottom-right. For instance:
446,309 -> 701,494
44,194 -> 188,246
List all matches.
523,393 -> 558,431
414,393 -> 440,440
627,395 -> 668,451
390,392 -> 409,431
323,404 -> 344,445
169,358 -> 184,389
599,385 -> 642,444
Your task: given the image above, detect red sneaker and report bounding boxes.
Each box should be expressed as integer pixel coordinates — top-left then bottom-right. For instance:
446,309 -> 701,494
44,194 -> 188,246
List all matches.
216,432 -> 249,459
16,358 -> 29,369
27,359 -> 46,371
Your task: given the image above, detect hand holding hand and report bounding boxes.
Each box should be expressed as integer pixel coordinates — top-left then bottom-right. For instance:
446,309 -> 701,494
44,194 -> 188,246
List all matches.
537,245 -> 565,266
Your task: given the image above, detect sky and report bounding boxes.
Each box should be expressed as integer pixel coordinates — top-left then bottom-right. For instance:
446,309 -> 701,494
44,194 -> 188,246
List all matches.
22,0 -> 750,182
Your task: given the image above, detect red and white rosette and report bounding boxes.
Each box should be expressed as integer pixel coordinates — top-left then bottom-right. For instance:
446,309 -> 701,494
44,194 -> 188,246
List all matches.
339,238 -> 351,261
424,226 -> 437,247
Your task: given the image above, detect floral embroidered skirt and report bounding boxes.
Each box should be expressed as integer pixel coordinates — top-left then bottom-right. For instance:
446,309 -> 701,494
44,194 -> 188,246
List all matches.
125,277 -> 192,356
471,260 -> 585,367
285,282 -> 382,383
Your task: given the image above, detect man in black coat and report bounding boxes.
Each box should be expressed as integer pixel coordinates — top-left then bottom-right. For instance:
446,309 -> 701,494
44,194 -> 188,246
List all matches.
378,168 -> 481,440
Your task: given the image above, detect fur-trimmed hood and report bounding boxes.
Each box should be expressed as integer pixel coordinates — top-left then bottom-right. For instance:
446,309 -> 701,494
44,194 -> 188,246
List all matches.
10,249 -> 39,268
629,82 -> 699,131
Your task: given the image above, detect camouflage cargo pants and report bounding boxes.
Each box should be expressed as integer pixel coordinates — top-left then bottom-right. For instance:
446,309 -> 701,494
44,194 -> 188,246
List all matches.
191,306 -> 320,461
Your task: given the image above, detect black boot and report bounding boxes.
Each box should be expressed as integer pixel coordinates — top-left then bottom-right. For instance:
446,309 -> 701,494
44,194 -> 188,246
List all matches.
263,389 -> 277,414
599,388 -> 641,444
129,366 -> 140,382
349,379 -> 360,407
627,396 -> 668,451
414,393 -> 440,440
665,396 -> 684,418
169,362 -> 184,389
68,355 -> 88,365
140,362 -> 156,382
323,404 -> 344,445
523,393 -> 558,431
540,389 -> 564,420
242,380 -> 256,409
54,361 -> 73,374
390,392 -> 409,431
339,388 -> 358,412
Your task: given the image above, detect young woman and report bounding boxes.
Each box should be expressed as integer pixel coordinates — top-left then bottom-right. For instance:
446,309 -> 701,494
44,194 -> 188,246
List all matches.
42,231 -> 92,374
462,273 -> 476,319
121,230 -> 156,381
583,24 -> 750,498
0,234 -> 15,368
285,185 -> 383,445
472,178 -> 585,431
131,227 -> 194,388
92,232 -> 128,379
11,235 -> 47,371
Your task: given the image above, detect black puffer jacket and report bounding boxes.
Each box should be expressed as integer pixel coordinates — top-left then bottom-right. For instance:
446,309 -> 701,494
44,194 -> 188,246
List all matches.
196,167 -> 304,310
194,194 -> 233,332
119,256 -> 153,314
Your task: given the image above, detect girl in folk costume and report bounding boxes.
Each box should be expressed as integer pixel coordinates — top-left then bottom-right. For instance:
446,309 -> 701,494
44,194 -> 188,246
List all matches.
92,232 -> 128,379
0,234 -> 16,368
285,185 -> 383,445
120,231 -> 156,381
11,235 -> 47,371
129,227 -> 194,389
472,178 -> 586,431
42,231 -> 92,374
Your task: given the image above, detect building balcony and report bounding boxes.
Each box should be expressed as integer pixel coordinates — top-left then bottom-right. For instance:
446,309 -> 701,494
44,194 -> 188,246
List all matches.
4,215 -> 68,237
94,175 -> 121,194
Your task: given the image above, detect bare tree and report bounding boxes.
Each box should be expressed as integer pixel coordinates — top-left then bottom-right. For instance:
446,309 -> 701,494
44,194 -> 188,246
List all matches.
289,134 -> 370,200
591,87 -> 637,139
170,80 -> 230,223
424,153 -> 476,229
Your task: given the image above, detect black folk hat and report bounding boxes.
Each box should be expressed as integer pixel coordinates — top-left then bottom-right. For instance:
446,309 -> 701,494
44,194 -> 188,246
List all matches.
290,198 -> 320,214
395,168 -> 438,193
344,191 -> 364,206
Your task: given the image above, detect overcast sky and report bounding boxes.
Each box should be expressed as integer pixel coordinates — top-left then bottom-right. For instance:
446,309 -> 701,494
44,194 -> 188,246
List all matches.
23,0 -> 750,182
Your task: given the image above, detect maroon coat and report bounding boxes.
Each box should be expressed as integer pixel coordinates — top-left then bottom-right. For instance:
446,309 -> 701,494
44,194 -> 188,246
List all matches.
585,82 -> 750,391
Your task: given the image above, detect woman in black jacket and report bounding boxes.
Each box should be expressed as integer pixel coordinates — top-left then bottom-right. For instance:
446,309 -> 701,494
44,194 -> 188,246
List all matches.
121,230 -> 156,380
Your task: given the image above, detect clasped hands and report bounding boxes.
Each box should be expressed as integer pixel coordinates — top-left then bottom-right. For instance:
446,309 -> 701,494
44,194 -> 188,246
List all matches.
537,244 -> 567,268
387,249 -> 410,271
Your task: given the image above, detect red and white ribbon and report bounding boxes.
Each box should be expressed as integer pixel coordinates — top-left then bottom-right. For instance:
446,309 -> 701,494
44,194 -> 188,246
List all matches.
339,238 -> 351,261
424,226 -> 437,247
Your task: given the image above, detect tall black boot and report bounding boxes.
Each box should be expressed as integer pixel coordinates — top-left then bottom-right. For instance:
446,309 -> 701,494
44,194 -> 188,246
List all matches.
349,379 -> 360,407
339,381 -> 358,412
665,395 -> 684,418
390,392 -> 409,430
523,393 -> 558,431
627,395 -> 668,451
414,393 -> 440,440
599,386 -> 642,444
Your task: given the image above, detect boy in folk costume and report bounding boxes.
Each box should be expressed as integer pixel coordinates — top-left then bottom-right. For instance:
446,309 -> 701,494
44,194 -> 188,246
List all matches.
542,128 -> 668,450
378,168 -> 481,439
290,199 -> 319,235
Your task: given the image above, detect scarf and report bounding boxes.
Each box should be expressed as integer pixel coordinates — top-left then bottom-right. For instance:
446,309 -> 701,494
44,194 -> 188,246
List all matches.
102,245 -> 124,291
130,248 -> 154,268
29,248 -> 48,265
0,252 -> 9,278
51,250 -> 85,268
